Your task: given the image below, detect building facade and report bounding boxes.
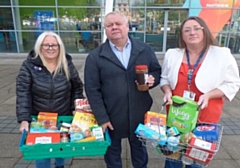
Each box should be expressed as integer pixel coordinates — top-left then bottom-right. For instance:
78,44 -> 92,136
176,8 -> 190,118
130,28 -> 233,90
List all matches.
0,0 -> 240,54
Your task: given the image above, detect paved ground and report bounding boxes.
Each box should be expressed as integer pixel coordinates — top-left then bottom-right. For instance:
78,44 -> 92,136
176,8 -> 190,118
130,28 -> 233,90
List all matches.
0,53 -> 240,168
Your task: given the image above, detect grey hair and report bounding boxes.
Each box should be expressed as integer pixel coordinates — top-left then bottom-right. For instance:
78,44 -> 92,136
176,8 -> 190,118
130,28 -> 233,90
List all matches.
104,11 -> 128,25
33,31 -> 70,80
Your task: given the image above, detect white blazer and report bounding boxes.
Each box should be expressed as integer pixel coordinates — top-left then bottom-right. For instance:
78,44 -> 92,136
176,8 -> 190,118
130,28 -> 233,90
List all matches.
160,45 -> 240,101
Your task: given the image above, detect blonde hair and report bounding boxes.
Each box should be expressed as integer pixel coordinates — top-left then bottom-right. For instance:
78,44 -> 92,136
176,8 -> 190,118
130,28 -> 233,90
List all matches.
33,31 -> 70,80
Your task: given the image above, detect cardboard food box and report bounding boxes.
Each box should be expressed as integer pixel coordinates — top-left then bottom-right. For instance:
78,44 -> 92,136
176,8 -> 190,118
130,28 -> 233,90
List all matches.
185,137 -> 216,165
75,98 -> 92,113
37,112 -> 58,128
26,132 -> 60,145
167,96 -> 199,133
70,112 -> 98,138
193,124 -> 218,143
144,111 -> 166,126
135,123 -> 167,146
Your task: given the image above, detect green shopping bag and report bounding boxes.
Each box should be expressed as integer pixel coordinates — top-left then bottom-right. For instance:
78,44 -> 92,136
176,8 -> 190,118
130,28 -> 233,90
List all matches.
167,96 -> 199,133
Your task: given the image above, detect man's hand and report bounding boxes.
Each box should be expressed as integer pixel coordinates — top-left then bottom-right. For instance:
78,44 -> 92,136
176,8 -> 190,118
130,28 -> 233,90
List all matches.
147,75 -> 155,87
101,122 -> 114,132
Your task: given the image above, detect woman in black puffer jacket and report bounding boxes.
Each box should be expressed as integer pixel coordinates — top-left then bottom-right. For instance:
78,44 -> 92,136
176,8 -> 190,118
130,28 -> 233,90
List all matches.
16,31 -> 84,168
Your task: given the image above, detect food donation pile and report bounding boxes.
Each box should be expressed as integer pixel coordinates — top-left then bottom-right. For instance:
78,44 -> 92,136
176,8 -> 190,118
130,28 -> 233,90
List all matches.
26,99 -> 104,145
135,96 -> 221,165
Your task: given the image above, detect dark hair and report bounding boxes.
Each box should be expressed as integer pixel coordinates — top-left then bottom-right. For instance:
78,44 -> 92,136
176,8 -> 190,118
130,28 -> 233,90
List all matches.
178,16 -> 218,51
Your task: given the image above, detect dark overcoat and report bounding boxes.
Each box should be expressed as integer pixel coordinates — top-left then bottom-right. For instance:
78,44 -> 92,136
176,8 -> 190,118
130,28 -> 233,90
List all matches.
84,37 -> 161,140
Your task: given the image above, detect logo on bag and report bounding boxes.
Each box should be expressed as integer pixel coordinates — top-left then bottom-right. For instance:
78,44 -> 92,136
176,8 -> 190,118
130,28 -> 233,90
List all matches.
171,108 -> 190,120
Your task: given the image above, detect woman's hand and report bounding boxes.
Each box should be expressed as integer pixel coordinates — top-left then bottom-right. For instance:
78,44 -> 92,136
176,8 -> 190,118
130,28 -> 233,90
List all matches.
198,94 -> 210,109
198,89 -> 225,109
163,92 -> 173,105
19,121 -> 29,133
161,85 -> 173,105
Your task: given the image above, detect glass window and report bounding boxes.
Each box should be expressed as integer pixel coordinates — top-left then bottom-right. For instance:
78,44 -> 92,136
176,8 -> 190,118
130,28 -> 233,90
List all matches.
114,0 -> 145,7
166,10 -> 187,50
58,6 -> 101,53
0,0 -> 10,5
0,31 -> 17,52
147,0 -> 186,6
19,32 -> 37,52
58,0 -> 101,6
0,7 -> 16,52
58,8 -> 101,31
65,30 -> 101,53
0,8 -> 14,30
226,8 -> 240,54
13,0 -> 55,6
145,9 -> 164,52
228,33 -> 240,54
16,8 -> 57,31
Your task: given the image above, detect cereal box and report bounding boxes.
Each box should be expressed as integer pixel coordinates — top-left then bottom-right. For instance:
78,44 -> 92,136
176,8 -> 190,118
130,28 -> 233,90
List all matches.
70,112 -> 98,137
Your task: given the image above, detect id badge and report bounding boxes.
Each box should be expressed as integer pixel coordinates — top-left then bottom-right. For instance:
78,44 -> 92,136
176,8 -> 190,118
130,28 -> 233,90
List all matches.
183,90 -> 196,101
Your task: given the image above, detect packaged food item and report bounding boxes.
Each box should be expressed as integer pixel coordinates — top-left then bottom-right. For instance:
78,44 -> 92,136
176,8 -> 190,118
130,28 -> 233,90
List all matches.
30,128 -> 59,133
135,65 -> 149,91
60,132 -> 70,142
70,132 -> 85,142
26,132 -> 60,145
167,136 -> 179,152
167,96 -> 199,133
77,136 -> 96,142
135,123 -> 167,146
185,137 -> 216,165
166,127 -> 180,137
145,123 -> 166,135
37,112 -> 58,128
60,122 -> 71,133
30,120 -> 43,129
91,125 -> 104,141
180,132 -> 196,144
144,111 -> 166,126
193,124 -> 218,142
75,98 -> 92,113
70,112 -> 97,137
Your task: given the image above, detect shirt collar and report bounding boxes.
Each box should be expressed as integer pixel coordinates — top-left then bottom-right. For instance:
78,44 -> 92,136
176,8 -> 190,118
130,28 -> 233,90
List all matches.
109,38 -> 131,51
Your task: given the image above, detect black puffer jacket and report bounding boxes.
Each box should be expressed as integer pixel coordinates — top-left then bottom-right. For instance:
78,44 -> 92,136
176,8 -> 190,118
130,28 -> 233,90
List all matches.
16,50 -> 84,123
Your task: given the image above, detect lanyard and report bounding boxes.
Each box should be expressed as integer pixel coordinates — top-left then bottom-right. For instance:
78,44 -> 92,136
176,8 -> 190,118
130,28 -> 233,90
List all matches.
186,49 -> 205,90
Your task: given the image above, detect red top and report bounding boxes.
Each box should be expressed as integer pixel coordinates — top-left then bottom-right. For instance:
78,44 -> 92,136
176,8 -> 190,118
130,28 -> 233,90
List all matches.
169,62 -> 223,123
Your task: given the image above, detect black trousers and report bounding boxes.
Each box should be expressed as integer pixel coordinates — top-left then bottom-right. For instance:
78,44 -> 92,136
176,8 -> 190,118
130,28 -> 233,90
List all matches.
104,137 -> 148,168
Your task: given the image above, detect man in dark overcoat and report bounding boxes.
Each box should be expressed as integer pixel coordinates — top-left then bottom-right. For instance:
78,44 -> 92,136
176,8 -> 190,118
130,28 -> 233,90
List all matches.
84,11 -> 161,168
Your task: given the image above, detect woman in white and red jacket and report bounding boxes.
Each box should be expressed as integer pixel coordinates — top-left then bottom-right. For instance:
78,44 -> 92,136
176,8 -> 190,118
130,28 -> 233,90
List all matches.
161,16 -> 240,168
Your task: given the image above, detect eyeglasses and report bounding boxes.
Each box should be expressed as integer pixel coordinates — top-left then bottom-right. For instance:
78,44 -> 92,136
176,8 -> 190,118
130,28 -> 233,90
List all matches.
41,44 -> 59,50
183,27 -> 203,34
